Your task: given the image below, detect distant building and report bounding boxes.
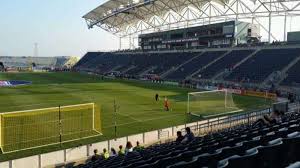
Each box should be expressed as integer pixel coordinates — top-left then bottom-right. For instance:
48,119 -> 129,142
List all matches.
287,31 -> 300,43
0,56 -> 79,71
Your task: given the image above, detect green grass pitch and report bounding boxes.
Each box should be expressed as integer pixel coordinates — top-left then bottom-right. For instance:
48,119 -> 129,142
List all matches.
0,72 -> 271,160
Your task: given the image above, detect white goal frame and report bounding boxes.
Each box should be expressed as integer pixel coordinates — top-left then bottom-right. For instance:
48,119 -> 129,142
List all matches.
187,90 -> 241,117
0,102 -> 101,153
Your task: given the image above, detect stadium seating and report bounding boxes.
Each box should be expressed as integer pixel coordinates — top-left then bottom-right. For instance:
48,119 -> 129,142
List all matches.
165,51 -> 226,81
75,52 -> 105,71
225,48 -> 300,83
75,52 -> 132,73
75,111 -> 300,168
193,50 -> 254,79
75,52 -> 198,77
281,60 -> 300,86
75,47 -> 300,84
117,52 -> 199,77
149,52 -> 197,75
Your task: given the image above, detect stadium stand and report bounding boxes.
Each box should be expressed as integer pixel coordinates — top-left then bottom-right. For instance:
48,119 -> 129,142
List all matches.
74,110 -> 300,168
75,52 -> 198,78
192,50 -> 255,80
225,48 -> 300,83
76,52 -> 132,73
122,53 -> 153,76
163,51 -> 226,81
0,56 -> 75,70
281,60 -> 300,86
75,47 -> 300,85
143,52 -> 197,76
75,52 -> 103,71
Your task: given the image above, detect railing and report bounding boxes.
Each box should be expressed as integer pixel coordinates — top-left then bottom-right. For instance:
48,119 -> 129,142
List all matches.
191,108 -> 270,136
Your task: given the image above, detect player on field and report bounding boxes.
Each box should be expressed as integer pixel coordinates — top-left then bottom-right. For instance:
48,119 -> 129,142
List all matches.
164,97 -> 170,111
155,93 -> 159,101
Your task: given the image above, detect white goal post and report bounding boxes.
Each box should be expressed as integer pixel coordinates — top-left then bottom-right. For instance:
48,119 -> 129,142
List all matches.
187,90 -> 242,117
0,102 -> 102,153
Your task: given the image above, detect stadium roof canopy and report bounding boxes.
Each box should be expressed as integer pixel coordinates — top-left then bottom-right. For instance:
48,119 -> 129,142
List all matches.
84,0 -> 300,37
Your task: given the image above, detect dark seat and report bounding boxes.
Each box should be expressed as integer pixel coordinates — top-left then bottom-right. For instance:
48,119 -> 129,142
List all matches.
155,154 -> 182,168
195,149 -> 223,167
282,133 -> 300,165
225,148 -> 260,168
166,158 -> 198,168
287,162 -> 300,168
257,138 -> 284,168
220,144 -> 247,159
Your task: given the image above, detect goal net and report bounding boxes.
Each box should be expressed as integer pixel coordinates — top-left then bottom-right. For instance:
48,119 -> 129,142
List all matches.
187,90 -> 242,118
0,103 -> 101,153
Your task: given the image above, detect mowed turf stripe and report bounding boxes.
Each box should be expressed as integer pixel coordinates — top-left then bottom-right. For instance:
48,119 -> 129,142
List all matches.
103,113 -> 186,129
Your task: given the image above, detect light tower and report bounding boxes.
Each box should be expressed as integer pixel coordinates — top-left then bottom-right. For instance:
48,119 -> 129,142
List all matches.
34,42 -> 38,57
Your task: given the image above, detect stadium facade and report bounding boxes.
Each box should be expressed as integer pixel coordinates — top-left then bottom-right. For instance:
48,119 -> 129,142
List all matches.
139,21 -> 260,50
81,0 -> 300,93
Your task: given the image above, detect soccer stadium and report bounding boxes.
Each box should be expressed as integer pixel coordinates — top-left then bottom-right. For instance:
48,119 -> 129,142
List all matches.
1,0 -> 300,167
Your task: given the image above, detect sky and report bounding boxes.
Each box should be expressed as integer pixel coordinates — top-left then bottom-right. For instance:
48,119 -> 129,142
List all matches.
0,0 -> 118,57
0,0 -> 300,57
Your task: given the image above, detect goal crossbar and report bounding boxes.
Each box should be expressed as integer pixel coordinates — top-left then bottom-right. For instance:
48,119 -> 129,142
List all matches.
188,90 -> 224,95
187,90 -> 241,117
0,102 -> 94,115
0,102 -> 101,153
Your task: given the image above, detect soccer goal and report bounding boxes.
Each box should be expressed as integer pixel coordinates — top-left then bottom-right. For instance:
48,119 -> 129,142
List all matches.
0,103 -> 102,153
187,90 -> 242,118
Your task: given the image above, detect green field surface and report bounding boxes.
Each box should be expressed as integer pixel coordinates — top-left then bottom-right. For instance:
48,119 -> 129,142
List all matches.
0,72 -> 272,161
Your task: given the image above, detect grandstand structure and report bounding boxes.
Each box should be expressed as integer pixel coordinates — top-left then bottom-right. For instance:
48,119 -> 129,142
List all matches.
83,0 -> 300,47
74,45 -> 300,89
80,0 -> 300,90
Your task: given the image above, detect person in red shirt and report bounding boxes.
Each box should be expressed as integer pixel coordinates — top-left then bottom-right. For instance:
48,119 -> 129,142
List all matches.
164,97 -> 170,111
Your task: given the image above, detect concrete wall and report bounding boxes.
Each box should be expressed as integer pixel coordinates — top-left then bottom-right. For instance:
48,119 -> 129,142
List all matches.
0,161 -> 10,168
66,145 -> 88,162
41,150 -> 65,167
109,137 -> 127,150
128,134 -> 144,146
12,155 -> 39,168
144,131 -> 159,144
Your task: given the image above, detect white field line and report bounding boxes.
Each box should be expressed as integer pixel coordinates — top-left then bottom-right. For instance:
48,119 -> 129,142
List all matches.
188,90 -> 222,95
3,130 -> 100,147
93,130 -> 102,135
2,132 -> 101,154
0,103 -> 94,115
190,112 -> 201,117
0,100 -> 93,111
116,112 -> 141,122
